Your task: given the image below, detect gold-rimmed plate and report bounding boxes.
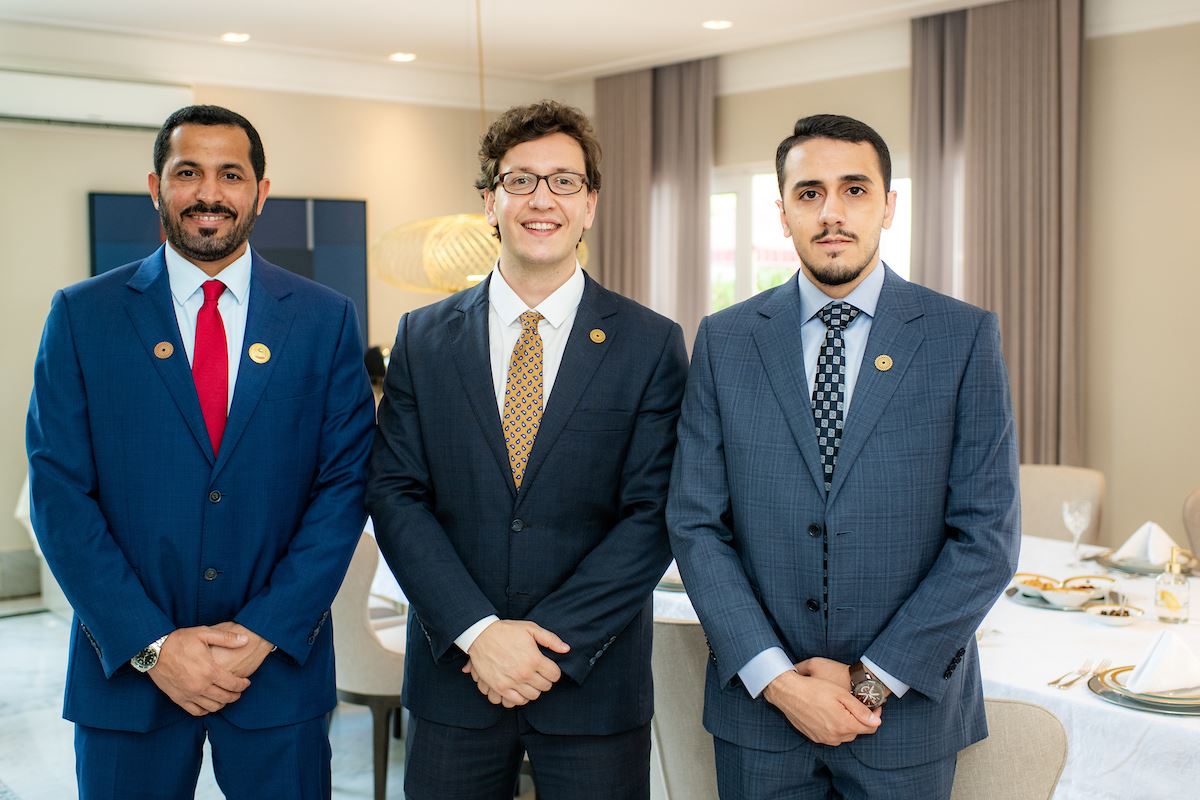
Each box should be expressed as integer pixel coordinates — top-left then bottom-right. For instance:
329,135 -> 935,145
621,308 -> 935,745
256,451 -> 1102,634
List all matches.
1088,672 -> 1200,716
1004,586 -> 1100,612
1098,665 -> 1200,705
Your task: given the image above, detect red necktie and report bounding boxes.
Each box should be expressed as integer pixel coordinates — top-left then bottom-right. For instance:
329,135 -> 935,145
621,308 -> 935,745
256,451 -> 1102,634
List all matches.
193,280 -> 228,455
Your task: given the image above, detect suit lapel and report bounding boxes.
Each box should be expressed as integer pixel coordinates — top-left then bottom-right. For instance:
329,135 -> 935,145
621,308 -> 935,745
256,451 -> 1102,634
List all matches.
515,273 -> 616,505
828,267 -> 925,504
751,280 -> 827,496
123,247 -> 215,463
450,277 -> 517,497
212,256 -> 297,480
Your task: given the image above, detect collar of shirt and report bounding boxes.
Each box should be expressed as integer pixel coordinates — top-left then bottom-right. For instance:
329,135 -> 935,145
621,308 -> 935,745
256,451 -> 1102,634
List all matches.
164,244 -> 253,308
488,262 -> 585,328
797,259 -> 886,323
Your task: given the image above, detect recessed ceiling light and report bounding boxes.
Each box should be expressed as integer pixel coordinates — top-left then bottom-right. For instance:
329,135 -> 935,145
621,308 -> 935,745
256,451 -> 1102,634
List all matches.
220,32 -> 251,44
388,52 -> 417,63
702,20 -> 733,31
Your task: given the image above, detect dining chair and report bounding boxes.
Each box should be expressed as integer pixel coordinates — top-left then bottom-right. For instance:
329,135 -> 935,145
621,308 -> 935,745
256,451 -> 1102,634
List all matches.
331,531 -> 406,800
651,618 -> 718,800
1183,488 -> 1200,556
951,699 -> 1067,800
1019,464 -> 1105,543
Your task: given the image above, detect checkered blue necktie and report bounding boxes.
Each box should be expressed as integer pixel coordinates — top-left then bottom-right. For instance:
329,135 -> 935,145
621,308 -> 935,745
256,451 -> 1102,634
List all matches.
812,301 -> 860,491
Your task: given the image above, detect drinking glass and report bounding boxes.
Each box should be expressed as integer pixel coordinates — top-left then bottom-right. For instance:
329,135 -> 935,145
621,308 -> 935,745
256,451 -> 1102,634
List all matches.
1063,500 -> 1093,565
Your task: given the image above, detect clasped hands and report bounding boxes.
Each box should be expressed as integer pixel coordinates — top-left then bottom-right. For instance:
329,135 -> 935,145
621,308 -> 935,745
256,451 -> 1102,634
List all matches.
462,620 -> 570,708
762,656 -> 882,746
147,621 -> 275,717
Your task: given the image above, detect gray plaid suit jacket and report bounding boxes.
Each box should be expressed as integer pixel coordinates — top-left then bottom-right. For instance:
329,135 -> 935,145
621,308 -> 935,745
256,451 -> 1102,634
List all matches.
667,266 -> 1020,770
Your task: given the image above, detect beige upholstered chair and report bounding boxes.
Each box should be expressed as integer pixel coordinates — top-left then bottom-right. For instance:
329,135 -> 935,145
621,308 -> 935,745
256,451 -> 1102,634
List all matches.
331,532 -> 405,800
1184,488 -> 1200,556
951,699 -> 1067,799
651,618 -> 718,800
1018,464 -> 1105,543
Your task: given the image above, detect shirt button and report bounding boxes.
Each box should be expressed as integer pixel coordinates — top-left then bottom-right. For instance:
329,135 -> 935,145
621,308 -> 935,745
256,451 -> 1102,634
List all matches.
203,568 -> 218,581
806,598 -> 820,612
510,519 -> 524,533
208,490 -> 222,503
807,524 -> 822,538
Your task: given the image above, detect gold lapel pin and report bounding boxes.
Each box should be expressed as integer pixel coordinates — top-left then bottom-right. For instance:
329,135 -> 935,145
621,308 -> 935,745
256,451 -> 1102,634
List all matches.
248,343 -> 271,364
874,354 -> 893,372
589,329 -> 606,344
154,341 -> 174,359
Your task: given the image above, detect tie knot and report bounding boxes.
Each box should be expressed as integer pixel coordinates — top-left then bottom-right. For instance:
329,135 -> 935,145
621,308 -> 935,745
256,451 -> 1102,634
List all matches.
817,301 -> 859,331
518,310 -> 544,332
202,280 -> 226,304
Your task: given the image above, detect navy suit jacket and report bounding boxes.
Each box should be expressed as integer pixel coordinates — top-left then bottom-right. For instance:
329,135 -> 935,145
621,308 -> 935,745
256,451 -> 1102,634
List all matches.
667,267 -> 1020,769
366,272 -> 687,736
26,246 -> 375,733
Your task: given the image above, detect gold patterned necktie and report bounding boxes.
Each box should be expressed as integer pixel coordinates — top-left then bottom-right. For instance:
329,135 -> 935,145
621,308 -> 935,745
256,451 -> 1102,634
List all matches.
502,310 -> 545,489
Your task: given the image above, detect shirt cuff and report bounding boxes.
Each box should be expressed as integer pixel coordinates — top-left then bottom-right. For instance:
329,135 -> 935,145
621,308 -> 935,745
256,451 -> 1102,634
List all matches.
739,647 -> 795,699
862,655 -> 909,698
455,615 -> 499,654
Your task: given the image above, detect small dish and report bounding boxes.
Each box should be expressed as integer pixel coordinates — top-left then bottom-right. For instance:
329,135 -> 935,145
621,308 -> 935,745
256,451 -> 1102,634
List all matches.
1063,574 -> 1117,600
1041,585 -> 1097,609
1085,603 -> 1143,626
1013,572 -> 1059,599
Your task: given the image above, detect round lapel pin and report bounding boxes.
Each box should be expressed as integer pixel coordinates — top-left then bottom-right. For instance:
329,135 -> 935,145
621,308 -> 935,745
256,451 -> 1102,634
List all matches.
154,341 -> 174,359
248,343 -> 271,364
874,354 -> 893,372
589,329 -> 606,344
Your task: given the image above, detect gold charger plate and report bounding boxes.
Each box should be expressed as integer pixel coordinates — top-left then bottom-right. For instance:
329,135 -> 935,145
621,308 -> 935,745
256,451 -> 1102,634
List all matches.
1088,673 -> 1200,716
1097,665 -> 1200,706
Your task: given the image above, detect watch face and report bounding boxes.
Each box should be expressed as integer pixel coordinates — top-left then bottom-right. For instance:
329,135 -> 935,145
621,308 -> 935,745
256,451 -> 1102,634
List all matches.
853,679 -> 885,709
131,646 -> 159,672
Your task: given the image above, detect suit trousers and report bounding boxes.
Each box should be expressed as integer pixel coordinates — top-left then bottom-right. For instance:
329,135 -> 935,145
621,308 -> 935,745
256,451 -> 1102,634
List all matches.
75,712 -> 331,799
403,710 -> 651,800
714,736 -> 956,800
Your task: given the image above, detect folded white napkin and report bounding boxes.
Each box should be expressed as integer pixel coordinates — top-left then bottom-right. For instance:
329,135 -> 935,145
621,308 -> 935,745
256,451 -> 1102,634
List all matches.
1127,630 -> 1200,694
1111,521 -> 1179,564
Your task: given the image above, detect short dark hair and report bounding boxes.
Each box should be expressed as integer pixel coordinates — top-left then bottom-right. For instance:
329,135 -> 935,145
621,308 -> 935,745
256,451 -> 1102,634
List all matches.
775,114 -> 891,195
475,100 -> 602,194
153,105 -> 266,181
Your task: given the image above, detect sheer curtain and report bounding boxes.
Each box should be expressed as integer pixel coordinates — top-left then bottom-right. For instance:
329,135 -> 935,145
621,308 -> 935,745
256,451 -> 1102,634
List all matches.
912,0 -> 1083,465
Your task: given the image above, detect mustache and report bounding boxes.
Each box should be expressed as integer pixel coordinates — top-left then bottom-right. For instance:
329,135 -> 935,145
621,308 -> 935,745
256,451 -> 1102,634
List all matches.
812,228 -> 857,243
180,202 -> 238,219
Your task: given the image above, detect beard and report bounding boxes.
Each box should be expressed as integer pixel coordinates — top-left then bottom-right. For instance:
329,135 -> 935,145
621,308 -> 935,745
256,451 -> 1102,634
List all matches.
158,197 -> 259,264
800,227 -> 879,287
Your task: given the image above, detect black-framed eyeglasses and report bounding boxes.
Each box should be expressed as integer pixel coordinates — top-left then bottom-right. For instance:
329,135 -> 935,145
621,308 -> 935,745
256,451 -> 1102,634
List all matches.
495,171 -> 588,196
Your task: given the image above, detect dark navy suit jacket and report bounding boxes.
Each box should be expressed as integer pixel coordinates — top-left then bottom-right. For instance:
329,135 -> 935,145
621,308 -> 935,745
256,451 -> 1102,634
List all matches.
668,267 -> 1020,769
367,272 -> 687,735
26,247 -> 375,732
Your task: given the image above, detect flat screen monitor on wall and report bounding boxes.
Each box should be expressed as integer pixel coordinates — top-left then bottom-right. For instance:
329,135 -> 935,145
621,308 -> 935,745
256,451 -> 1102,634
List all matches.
88,193 -> 368,344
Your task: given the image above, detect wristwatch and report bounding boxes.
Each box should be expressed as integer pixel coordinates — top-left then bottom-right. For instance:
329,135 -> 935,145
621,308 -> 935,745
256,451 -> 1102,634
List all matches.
850,660 -> 891,709
130,635 -> 169,673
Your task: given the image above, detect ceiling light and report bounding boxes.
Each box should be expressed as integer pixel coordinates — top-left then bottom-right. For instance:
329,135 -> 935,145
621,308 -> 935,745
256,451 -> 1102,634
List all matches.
388,52 -> 417,63
220,32 -> 251,44
701,20 -> 733,31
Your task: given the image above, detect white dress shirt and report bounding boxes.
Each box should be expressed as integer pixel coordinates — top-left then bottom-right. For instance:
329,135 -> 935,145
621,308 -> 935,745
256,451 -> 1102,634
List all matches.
455,263 -> 586,653
738,263 -> 910,700
164,244 -> 252,412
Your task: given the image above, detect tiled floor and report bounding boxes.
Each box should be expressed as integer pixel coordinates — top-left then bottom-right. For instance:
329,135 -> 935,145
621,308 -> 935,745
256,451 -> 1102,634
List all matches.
0,605 -> 407,799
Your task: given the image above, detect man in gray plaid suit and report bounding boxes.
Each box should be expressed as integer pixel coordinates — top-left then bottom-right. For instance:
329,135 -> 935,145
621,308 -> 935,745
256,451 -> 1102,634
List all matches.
667,114 -> 1020,798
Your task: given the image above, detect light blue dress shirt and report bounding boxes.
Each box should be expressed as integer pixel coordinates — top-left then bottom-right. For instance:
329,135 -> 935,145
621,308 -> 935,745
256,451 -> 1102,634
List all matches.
164,244 -> 252,412
738,263 -> 910,700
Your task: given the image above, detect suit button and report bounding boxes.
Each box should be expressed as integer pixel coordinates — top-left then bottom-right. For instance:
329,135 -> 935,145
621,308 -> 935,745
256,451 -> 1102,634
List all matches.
208,490 -> 222,503
944,669 -> 954,679
510,519 -> 524,533
807,524 -> 822,538
806,599 -> 820,612
203,568 -> 218,581
957,648 -> 966,657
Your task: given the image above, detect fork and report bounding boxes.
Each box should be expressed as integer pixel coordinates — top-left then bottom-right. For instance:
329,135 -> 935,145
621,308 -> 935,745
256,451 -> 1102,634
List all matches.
1048,657 -> 1092,687
1059,657 -> 1110,690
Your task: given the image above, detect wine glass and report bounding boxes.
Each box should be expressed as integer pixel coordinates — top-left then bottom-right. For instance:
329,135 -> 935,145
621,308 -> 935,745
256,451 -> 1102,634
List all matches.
1063,500 -> 1093,565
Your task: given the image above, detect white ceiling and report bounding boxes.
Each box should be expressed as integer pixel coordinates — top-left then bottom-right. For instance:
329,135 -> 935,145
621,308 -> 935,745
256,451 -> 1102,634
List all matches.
0,0 -> 1001,82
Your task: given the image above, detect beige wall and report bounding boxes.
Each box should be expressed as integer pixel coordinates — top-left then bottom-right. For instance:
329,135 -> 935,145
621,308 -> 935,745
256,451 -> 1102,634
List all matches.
1082,23 -> 1200,546
715,69 -> 910,170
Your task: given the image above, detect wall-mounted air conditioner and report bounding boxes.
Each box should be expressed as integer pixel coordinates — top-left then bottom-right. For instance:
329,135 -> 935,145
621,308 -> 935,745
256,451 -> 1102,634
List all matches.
0,69 -> 193,129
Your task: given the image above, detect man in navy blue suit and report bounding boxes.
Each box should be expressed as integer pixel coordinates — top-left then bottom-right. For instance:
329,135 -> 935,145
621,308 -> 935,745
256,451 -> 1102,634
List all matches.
668,115 -> 1020,798
26,105 -> 375,798
367,100 -> 688,799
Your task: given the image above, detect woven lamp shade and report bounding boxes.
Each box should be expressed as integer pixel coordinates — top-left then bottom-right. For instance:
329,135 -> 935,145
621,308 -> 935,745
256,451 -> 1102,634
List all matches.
373,213 -> 589,294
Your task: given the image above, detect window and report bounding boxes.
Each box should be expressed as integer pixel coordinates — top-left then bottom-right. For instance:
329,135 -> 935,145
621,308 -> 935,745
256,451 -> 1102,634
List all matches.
709,168 -> 911,312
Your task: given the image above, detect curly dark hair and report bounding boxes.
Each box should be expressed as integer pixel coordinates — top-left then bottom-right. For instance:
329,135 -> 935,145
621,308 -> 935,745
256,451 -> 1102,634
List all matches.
475,100 -> 602,194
